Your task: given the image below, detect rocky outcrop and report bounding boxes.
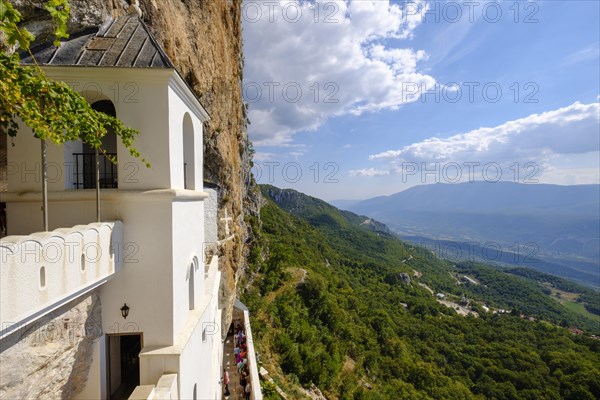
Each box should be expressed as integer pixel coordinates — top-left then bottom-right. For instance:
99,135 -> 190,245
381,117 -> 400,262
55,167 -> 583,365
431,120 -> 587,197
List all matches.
10,0 -> 115,39
359,218 -> 393,235
0,132 -> 6,193
0,291 -> 103,399
399,272 -> 411,285
6,0 -> 259,336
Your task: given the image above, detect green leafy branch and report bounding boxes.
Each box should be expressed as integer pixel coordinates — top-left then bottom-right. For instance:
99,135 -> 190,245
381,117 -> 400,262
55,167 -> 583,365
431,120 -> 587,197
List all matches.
0,0 -> 149,167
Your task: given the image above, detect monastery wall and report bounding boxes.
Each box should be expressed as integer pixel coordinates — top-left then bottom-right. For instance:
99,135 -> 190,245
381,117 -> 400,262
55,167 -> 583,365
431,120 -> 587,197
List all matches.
7,0 -> 259,338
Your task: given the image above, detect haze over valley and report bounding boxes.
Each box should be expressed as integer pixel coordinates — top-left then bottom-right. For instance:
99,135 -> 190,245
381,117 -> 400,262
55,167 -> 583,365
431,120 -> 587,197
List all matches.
334,182 -> 600,288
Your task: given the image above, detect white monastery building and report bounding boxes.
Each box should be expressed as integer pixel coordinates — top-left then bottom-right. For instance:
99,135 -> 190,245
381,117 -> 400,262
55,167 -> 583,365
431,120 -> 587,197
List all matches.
0,11 -> 261,400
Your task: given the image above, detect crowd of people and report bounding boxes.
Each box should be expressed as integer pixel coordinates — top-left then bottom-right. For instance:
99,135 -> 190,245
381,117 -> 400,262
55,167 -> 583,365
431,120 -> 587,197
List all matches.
223,321 -> 252,400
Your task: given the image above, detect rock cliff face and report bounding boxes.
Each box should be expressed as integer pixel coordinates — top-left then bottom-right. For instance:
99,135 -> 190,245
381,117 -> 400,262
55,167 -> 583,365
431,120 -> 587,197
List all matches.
6,0 -> 257,334
0,292 -> 103,399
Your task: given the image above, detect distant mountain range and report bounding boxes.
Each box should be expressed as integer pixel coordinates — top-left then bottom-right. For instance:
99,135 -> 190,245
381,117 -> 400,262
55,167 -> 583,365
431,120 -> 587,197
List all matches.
333,182 -> 600,287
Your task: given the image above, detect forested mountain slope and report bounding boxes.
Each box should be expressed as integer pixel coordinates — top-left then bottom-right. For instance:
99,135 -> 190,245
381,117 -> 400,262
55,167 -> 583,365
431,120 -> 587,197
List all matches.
242,185 -> 600,400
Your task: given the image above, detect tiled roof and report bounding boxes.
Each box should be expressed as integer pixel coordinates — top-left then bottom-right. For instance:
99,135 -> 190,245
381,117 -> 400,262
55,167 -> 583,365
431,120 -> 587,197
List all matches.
21,15 -> 173,68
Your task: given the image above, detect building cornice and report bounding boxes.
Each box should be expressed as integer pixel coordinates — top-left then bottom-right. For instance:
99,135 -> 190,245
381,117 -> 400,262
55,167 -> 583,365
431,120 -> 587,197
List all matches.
0,189 -> 209,203
169,72 -> 210,122
41,65 -> 174,84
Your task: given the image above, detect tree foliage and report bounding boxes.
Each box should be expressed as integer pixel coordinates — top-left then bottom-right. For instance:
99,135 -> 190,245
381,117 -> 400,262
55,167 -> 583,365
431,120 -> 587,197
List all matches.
0,0 -> 147,165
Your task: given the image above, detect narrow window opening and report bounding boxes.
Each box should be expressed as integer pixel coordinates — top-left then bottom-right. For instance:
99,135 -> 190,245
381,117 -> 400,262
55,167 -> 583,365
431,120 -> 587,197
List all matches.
182,113 -> 195,189
39,266 -> 46,290
188,262 -> 195,310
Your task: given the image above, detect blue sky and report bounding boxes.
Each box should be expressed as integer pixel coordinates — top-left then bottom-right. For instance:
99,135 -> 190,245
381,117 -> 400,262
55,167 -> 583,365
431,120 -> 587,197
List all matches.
243,1 -> 600,200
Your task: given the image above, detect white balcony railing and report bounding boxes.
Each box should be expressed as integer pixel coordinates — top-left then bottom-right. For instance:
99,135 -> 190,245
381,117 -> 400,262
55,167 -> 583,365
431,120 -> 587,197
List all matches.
0,221 -> 123,339
234,299 -> 263,400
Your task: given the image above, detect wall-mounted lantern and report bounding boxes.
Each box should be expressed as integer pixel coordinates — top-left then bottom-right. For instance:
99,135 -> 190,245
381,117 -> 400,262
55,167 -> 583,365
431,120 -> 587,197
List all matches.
120,303 -> 130,319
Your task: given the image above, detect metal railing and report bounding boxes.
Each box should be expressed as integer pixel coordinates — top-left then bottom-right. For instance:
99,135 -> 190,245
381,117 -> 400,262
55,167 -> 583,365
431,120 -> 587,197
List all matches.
72,153 -> 118,189
184,162 -> 188,189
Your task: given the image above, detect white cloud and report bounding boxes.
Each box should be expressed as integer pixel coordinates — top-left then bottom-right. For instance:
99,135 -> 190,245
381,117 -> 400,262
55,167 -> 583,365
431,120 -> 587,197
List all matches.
560,45 -> 600,67
370,102 -> 600,162
253,151 -> 277,162
243,0 -> 434,146
288,151 -> 305,159
366,101 -> 600,183
349,168 -> 390,177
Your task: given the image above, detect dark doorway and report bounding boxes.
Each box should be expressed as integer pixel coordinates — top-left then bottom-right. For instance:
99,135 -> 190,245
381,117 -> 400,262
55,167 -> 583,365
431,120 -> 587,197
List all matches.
107,334 -> 142,400
0,202 -> 6,237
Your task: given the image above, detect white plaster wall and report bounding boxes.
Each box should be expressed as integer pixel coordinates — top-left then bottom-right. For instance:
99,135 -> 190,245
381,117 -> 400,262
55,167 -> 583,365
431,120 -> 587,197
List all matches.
178,315 -> 207,400
114,79 -> 170,190
0,222 -> 120,330
99,198 -> 174,347
171,200 -> 205,341
197,260 -> 222,400
167,85 -> 204,191
137,261 -> 222,399
154,374 -> 178,399
6,123 -> 64,192
6,202 -> 47,236
169,277 -> 221,400
5,199 -> 120,236
139,353 -> 179,388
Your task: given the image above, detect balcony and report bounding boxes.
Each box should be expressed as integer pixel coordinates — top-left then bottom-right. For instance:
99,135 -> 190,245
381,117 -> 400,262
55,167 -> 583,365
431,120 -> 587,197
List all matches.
0,221 -> 123,339
72,152 -> 118,189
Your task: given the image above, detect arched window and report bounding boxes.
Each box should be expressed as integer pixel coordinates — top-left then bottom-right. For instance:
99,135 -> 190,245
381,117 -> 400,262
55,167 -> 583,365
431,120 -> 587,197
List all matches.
72,100 -> 118,189
182,113 -> 195,189
188,256 -> 198,310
